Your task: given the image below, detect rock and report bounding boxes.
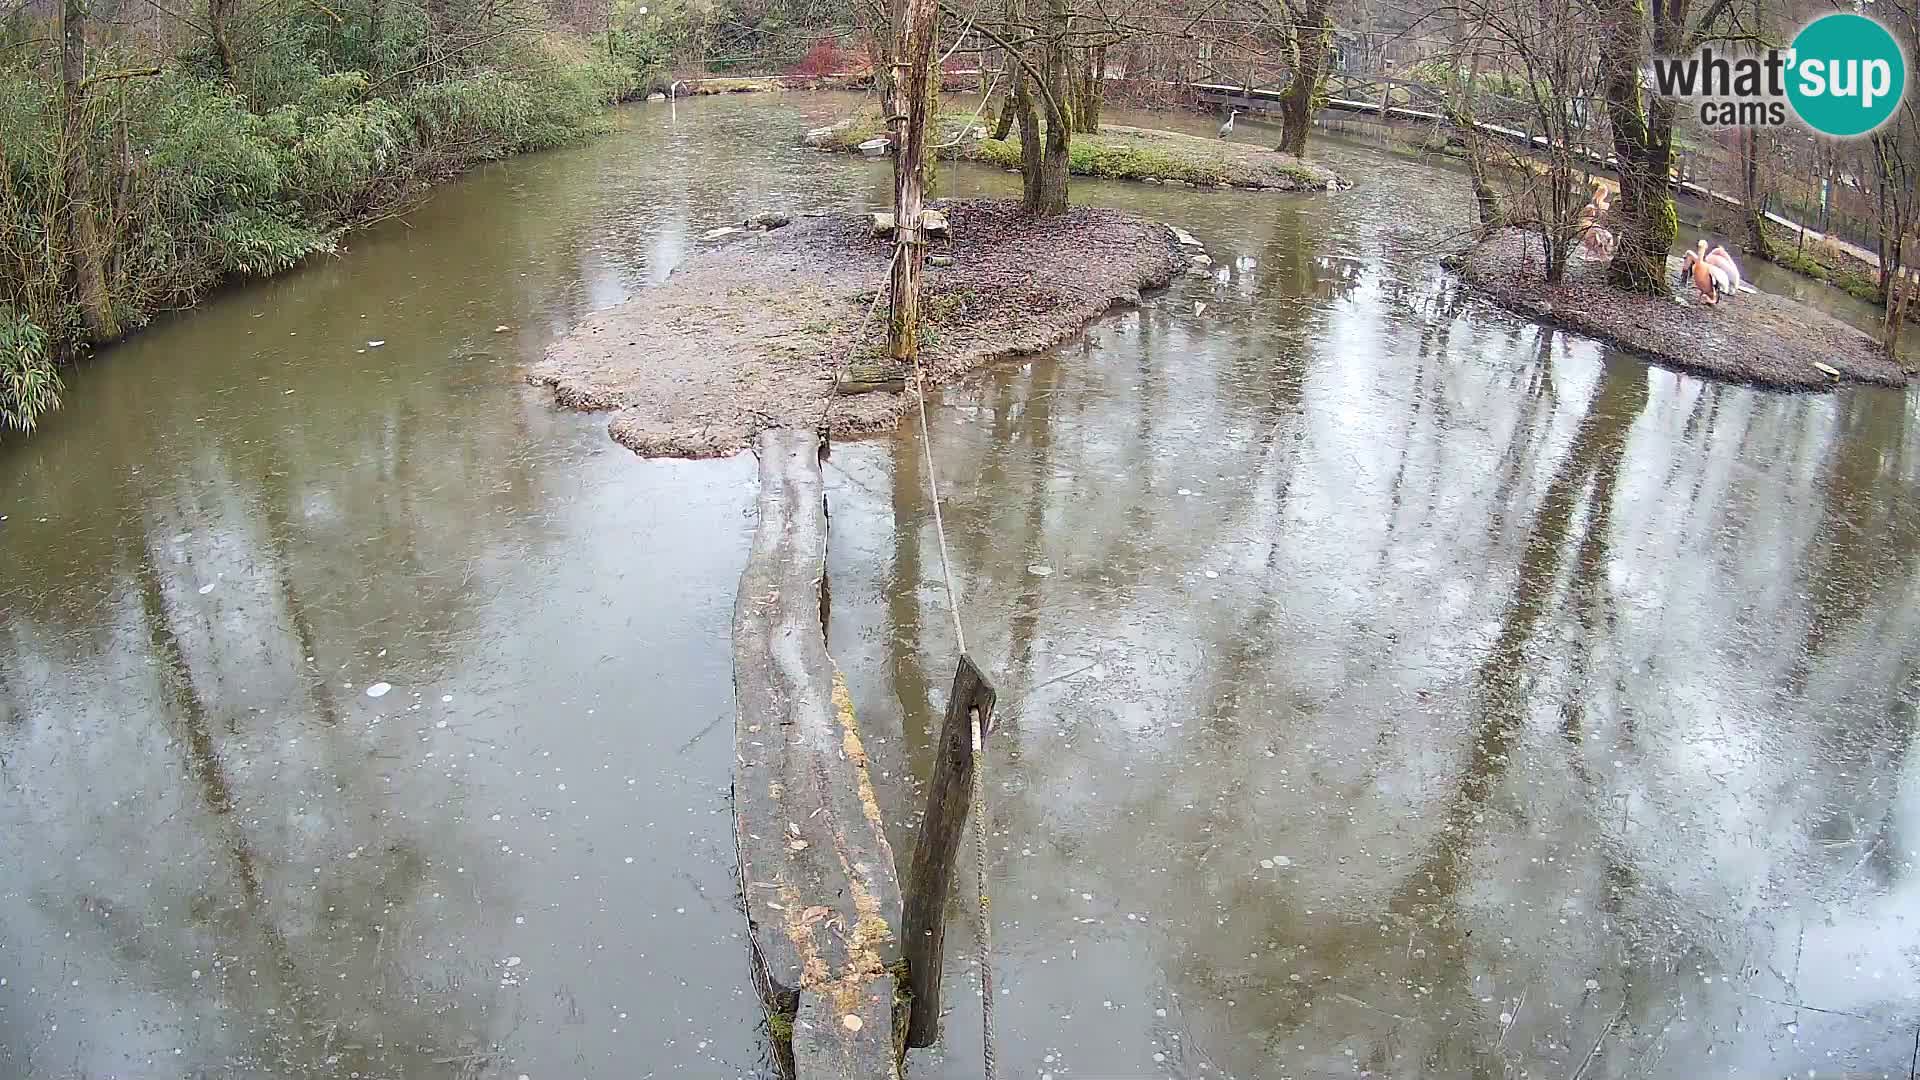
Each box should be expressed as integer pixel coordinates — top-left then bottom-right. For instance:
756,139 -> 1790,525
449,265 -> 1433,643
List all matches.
971,126 -> 988,138
929,254 -> 953,268
703,226 -> 744,241
1167,179 -> 1191,188
1325,178 -> 1339,192
1168,225 -> 1204,248
646,92 -> 666,103
1004,168 -> 1020,174
1142,177 -> 1163,185
1812,360 -> 1842,378
744,212 -> 792,231
1188,254 -> 1211,266
858,137 -> 890,158
872,210 -> 944,238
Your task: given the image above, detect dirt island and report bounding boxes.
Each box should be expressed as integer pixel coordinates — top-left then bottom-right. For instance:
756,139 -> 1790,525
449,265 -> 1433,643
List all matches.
530,199 -> 1190,457
1450,228 -> 1910,390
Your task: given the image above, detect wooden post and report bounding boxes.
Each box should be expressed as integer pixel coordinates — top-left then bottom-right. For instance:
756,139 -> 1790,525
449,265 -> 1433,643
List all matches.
887,0 -> 939,365
901,653 -> 996,1048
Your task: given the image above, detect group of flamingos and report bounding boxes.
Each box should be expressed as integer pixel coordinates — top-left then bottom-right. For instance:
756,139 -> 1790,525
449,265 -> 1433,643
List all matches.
1574,183 -> 1746,305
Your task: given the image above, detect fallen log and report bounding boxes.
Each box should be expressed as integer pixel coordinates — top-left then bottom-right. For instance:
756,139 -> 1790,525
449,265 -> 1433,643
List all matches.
734,428 -> 904,1078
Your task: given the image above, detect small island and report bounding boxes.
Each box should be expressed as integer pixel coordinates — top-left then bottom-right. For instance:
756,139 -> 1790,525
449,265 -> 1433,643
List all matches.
1451,228 -> 1910,390
530,200 -> 1190,457
806,108 -> 1349,192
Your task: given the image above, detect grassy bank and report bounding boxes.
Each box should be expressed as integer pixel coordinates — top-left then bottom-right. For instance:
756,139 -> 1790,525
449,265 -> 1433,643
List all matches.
1759,225 -> 1886,305
808,107 -> 1345,190
1,8 -> 668,435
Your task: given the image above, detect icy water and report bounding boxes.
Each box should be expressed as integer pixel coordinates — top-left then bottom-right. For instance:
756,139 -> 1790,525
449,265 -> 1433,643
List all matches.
3,92 -> 1917,1079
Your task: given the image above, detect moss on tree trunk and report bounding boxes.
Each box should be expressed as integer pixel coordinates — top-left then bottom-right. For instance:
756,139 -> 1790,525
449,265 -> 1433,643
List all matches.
1278,0 -> 1333,157
1597,0 -> 1682,295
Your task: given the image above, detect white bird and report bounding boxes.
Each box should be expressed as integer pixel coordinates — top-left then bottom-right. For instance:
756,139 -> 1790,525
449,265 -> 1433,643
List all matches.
1218,109 -> 1239,138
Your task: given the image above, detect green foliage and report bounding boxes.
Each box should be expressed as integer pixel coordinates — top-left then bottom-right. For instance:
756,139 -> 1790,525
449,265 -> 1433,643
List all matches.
967,128 -> 1332,189
0,0 -> 665,433
1766,229 -> 1886,303
0,306 -> 59,434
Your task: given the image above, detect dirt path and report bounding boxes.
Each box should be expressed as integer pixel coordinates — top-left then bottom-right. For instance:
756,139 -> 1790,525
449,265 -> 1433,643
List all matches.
530,200 -> 1186,457
1450,228 -> 1910,389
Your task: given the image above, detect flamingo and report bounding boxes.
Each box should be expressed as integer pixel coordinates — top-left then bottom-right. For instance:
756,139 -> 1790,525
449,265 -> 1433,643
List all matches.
1575,184 -> 1614,257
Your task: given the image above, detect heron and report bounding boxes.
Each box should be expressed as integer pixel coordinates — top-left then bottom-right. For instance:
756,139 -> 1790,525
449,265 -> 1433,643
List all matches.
1217,109 -> 1239,138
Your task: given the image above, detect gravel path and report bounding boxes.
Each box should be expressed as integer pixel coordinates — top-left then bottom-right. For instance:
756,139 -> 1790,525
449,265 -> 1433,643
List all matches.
530,200 -> 1186,457
1452,228 -> 1909,389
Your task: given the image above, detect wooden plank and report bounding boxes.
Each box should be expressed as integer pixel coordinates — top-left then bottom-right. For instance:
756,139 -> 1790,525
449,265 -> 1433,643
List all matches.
734,428 -> 903,1079
793,973 -> 902,1079
900,653 -> 997,1048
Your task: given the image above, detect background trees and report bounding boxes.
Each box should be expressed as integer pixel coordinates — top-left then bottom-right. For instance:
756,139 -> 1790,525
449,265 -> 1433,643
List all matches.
2,0 -> 677,430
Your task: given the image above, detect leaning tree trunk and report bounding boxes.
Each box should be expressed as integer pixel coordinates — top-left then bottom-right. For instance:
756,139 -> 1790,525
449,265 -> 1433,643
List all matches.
1278,0 -> 1333,157
993,79 -> 1017,139
61,0 -> 115,343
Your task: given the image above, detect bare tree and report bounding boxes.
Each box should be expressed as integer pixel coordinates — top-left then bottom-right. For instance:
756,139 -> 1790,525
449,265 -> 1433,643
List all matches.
1441,0 -> 1606,282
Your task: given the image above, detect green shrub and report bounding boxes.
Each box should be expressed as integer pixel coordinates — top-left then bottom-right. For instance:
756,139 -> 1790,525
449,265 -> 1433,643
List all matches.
0,306 -> 59,435
0,2 -> 660,432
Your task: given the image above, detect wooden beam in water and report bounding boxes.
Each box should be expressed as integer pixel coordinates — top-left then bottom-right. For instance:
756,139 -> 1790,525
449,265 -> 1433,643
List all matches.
900,653 -> 997,1049
734,428 -> 904,1079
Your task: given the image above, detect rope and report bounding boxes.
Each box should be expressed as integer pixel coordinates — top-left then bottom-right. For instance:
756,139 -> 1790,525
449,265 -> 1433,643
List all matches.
906,272 -> 995,1078
971,707 -> 996,1080
909,359 -> 967,656
818,246 -> 903,436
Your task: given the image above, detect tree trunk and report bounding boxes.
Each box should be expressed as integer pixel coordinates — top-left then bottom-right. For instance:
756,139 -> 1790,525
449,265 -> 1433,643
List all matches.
1014,0 -> 1069,216
1070,42 -> 1102,133
61,0 -> 115,343
864,0 -> 896,116
1886,248 -> 1910,357
1742,127 -> 1773,258
1034,0 -> 1070,216
992,78 -> 1016,139
1278,0 -> 1332,157
207,0 -> 237,78
885,0 -> 939,363
1598,0 -> 1682,295
1086,45 -> 1105,131
1449,52 -> 1503,235
1011,61 -> 1043,208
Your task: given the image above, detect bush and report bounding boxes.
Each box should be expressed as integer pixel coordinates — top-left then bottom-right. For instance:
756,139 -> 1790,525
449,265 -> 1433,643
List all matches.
0,306 -> 58,434
0,3 -> 661,434
789,36 -> 847,78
